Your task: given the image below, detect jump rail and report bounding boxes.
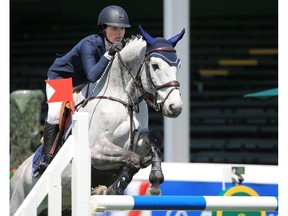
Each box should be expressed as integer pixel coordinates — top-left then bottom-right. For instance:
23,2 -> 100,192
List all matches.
90,195 -> 278,213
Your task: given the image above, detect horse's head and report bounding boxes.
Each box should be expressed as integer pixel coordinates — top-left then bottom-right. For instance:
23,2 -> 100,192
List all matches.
138,25 -> 185,118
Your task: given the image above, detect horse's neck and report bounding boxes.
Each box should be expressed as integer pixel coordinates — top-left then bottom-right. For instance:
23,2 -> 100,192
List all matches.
78,37 -> 146,102
104,64 -> 131,96
80,63 -> 135,102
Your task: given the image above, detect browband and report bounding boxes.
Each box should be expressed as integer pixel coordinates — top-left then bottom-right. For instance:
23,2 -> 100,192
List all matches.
145,47 -> 176,56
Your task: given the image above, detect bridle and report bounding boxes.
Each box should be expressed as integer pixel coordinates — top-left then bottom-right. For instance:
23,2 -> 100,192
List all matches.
143,47 -> 180,110
117,46 -> 180,111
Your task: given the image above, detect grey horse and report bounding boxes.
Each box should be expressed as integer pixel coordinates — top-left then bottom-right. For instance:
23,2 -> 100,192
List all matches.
10,25 -> 185,215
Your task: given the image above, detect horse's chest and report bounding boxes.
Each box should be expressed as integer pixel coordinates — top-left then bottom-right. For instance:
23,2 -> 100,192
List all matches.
103,108 -> 147,144
87,99 -> 148,149
110,112 -> 143,143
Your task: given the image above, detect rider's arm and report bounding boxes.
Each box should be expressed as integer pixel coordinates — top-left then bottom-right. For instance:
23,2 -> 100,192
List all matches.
80,39 -> 111,83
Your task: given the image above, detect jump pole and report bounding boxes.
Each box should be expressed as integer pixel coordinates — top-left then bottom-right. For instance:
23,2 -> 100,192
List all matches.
90,195 -> 278,213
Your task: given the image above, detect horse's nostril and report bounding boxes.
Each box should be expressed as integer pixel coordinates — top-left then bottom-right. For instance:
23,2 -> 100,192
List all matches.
169,103 -> 176,111
168,103 -> 182,117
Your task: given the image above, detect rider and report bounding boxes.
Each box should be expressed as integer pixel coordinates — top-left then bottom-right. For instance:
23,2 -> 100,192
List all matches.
37,5 -> 131,173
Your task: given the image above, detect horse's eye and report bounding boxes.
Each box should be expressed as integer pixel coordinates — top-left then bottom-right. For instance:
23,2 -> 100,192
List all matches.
151,64 -> 159,71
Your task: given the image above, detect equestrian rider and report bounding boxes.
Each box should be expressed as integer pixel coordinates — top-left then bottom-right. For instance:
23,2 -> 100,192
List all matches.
37,5 -> 131,173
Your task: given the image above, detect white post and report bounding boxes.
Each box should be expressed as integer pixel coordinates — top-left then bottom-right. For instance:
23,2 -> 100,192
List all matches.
72,112 -> 91,216
13,112 -> 90,216
14,136 -> 74,216
48,169 -> 62,215
164,0 -> 190,162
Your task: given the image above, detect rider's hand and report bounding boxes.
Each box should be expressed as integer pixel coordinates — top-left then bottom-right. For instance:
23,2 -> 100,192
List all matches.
108,42 -> 123,56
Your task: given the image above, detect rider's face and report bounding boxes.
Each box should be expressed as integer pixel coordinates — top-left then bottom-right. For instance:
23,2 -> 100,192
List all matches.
105,26 -> 125,44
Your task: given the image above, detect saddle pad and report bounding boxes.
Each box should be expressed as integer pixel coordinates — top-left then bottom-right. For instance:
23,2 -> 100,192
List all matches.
32,144 -> 44,177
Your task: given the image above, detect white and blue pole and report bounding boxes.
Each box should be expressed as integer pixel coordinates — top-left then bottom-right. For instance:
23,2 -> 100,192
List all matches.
90,195 -> 278,213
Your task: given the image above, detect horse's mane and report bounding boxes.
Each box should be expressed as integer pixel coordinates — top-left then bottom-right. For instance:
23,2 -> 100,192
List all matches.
121,34 -> 143,47
116,34 -> 146,68
120,34 -> 147,55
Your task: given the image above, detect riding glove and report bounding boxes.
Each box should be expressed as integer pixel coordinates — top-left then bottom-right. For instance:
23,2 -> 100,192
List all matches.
108,42 -> 123,56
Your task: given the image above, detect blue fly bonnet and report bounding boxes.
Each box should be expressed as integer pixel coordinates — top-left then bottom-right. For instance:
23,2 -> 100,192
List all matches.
138,25 -> 185,67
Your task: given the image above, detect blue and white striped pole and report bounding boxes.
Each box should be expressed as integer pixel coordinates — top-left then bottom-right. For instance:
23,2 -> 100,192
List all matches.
90,195 -> 278,213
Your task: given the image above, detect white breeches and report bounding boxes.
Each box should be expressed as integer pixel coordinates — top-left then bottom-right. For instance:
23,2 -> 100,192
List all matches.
46,83 -> 63,124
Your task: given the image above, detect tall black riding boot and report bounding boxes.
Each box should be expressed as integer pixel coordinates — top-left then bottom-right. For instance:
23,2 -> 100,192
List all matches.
37,121 -> 59,173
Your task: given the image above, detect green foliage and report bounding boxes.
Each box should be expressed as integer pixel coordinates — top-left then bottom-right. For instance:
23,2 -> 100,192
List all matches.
10,90 -> 45,169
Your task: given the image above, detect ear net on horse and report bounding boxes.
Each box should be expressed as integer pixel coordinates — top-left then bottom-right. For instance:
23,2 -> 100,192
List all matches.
138,24 -> 185,48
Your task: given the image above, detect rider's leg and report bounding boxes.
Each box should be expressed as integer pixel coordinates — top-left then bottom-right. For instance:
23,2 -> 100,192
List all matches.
37,83 -> 62,172
42,121 -> 59,164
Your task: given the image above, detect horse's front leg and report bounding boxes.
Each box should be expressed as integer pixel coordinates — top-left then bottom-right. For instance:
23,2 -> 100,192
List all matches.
134,131 -> 164,195
146,137 -> 164,195
106,151 -> 141,195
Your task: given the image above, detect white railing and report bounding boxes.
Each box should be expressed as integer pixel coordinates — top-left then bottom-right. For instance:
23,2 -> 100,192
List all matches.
14,112 -> 91,216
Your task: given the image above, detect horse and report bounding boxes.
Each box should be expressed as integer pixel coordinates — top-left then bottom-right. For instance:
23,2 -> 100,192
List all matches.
10,25 -> 185,215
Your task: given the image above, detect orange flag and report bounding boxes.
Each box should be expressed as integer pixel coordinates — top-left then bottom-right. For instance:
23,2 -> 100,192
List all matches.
45,78 -> 75,114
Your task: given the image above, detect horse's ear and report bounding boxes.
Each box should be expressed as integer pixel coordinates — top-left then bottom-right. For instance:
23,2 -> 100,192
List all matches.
168,28 -> 185,47
138,25 -> 155,45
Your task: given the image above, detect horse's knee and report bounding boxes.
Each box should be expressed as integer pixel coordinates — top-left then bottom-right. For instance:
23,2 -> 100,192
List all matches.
132,130 -> 151,154
138,130 -> 163,149
123,151 -> 141,169
133,130 -> 163,156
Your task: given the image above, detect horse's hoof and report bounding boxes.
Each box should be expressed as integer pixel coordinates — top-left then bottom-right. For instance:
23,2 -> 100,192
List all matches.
146,186 -> 161,195
106,185 -> 125,195
91,185 -> 107,195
